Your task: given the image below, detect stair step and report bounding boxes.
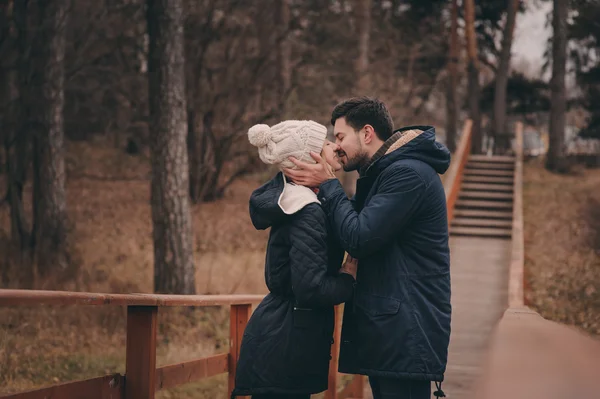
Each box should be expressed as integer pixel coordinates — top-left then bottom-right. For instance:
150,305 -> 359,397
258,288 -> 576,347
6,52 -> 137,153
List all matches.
450,226 -> 512,238
469,154 -> 516,163
456,199 -> 513,210
452,218 -> 513,228
462,175 -> 514,185
464,169 -> 514,177
461,183 -> 514,192
459,191 -> 514,201
467,162 -> 515,171
453,209 -> 513,219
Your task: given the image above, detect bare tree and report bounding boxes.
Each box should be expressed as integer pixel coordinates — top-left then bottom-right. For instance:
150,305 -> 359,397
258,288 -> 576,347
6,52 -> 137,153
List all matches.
445,0 -> 459,153
546,0 -> 568,172
492,0 -> 520,154
185,1 -> 284,203
147,0 -> 195,294
464,0 -> 482,153
31,0 -> 70,277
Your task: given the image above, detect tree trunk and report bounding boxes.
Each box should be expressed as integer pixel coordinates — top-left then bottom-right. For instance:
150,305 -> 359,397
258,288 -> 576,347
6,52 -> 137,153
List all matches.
32,0 -> 69,278
546,0 -> 568,172
492,0 -> 520,154
278,0 -> 291,116
0,2 -> 29,256
445,0 -> 459,153
355,0 -> 372,93
147,0 -> 196,294
342,0 -> 372,197
464,0 -> 482,154
187,108 -> 201,202
4,74 -> 30,255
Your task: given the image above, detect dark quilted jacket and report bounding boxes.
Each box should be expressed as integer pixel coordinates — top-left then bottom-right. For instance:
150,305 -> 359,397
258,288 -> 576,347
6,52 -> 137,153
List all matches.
317,126 -> 452,382
231,173 -> 355,397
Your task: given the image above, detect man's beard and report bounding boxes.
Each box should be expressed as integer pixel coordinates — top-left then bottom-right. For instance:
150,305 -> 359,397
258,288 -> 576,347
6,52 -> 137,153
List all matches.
342,151 -> 369,172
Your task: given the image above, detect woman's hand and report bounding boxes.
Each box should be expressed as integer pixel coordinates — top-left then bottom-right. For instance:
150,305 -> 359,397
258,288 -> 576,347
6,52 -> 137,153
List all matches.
341,254 -> 358,279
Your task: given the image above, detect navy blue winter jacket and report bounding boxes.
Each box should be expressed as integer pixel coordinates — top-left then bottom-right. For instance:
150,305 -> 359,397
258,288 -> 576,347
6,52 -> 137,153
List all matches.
317,126 -> 452,382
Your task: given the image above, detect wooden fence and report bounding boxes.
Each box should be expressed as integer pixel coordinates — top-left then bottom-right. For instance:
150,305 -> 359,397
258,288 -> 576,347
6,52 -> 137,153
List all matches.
0,290 -> 364,399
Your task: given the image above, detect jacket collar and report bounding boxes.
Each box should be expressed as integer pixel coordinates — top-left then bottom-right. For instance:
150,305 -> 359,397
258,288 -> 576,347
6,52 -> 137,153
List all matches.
359,127 -> 425,176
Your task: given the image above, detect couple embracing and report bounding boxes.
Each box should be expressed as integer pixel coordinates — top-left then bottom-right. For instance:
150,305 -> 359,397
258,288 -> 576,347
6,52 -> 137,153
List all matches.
231,97 -> 452,399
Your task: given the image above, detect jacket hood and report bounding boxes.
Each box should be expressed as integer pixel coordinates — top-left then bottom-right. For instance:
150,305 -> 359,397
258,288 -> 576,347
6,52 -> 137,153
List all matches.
249,172 -> 320,229
370,126 -> 451,175
249,172 -> 288,230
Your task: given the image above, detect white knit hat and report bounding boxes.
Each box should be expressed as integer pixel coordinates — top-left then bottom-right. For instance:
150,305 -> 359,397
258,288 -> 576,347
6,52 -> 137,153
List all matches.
248,120 -> 327,169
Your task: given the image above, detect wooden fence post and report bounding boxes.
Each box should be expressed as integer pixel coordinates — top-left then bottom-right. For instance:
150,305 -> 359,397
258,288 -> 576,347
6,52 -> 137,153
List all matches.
325,305 -> 343,399
228,304 -> 251,398
125,306 -> 158,399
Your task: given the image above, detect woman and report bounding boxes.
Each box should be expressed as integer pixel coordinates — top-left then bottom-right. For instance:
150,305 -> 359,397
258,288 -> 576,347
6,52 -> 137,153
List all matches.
231,120 -> 357,399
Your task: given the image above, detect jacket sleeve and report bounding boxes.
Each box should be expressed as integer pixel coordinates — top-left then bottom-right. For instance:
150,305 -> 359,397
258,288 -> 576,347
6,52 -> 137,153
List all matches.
289,205 -> 355,308
317,167 -> 425,259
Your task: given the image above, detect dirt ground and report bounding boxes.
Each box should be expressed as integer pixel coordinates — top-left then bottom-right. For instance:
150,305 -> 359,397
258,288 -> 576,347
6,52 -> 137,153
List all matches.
523,158 -> 600,336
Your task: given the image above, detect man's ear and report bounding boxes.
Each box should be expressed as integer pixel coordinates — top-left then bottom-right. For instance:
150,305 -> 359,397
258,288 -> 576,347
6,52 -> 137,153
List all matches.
363,124 -> 376,144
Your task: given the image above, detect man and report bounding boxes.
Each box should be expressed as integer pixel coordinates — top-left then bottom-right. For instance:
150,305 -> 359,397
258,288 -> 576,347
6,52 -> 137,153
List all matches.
284,97 -> 451,399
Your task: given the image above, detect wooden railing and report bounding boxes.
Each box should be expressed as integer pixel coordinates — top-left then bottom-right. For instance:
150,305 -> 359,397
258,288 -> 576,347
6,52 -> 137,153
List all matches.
508,121 -> 525,308
0,289 -> 363,399
443,119 -> 473,223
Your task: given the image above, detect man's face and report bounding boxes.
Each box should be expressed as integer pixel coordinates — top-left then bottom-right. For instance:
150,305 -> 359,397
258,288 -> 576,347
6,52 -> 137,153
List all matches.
333,117 -> 369,172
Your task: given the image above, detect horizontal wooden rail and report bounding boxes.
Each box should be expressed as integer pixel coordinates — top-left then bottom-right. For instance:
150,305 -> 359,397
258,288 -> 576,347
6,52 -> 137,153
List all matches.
0,374 -> 124,399
471,308 -> 600,399
339,374 -> 365,398
155,353 -> 228,391
0,289 -> 264,307
444,119 -> 473,223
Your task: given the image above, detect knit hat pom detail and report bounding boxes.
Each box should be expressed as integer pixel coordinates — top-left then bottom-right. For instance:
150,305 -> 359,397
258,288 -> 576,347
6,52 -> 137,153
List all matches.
248,124 -> 272,148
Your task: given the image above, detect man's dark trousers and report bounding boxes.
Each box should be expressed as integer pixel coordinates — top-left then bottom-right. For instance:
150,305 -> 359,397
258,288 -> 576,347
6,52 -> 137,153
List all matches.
369,376 -> 431,399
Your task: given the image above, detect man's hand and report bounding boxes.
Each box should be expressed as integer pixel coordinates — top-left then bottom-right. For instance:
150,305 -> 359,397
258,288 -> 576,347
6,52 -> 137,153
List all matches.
340,254 -> 358,279
283,152 -> 336,188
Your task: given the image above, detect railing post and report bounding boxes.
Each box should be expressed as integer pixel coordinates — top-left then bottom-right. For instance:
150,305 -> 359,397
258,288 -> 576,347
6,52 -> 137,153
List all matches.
325,305 -> 343,399
228,304 -> 251,398
125,305 -> 158,399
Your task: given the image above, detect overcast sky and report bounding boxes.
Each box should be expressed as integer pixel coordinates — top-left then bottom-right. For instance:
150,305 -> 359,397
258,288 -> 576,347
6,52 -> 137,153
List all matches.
512,2 -> 552,78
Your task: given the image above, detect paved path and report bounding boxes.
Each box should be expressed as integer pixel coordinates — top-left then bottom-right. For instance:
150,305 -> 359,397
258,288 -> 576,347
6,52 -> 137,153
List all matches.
443,236 -> 510,398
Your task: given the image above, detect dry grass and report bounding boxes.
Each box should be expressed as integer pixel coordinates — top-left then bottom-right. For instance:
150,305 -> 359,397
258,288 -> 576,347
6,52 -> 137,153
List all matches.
523,158 -> 600,336
0,137 -> 270,396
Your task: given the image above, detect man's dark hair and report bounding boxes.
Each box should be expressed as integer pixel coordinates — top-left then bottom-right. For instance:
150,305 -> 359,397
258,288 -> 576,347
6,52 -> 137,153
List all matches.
331,97 -> 394,141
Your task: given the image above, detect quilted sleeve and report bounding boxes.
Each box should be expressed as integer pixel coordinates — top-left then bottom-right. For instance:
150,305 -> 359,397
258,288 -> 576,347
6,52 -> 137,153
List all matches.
289,204 -> 355,308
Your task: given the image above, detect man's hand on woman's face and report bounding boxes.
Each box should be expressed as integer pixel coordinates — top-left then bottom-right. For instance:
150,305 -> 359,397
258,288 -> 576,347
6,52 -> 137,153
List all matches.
340,255 -> 358,279
283,152 -> 337,188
